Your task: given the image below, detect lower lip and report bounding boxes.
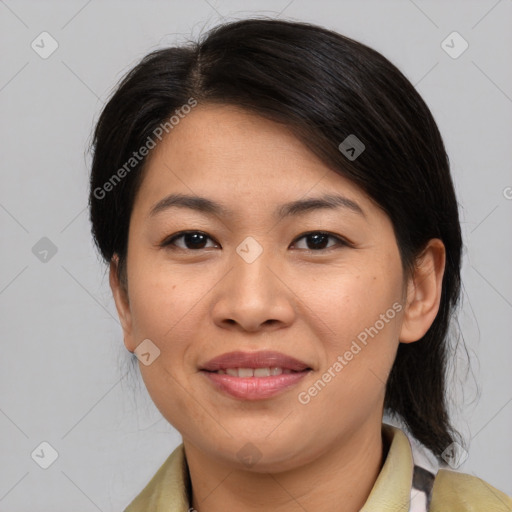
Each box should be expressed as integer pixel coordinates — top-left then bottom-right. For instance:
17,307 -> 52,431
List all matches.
201,370 -> 310,400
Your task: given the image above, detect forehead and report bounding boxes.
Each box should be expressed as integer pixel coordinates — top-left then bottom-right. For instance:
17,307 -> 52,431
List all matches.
133,104 -> 374,219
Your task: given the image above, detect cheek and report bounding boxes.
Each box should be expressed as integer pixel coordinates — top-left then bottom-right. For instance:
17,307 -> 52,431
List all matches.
138,361 -> 200,436
295,254 -> 403,386
127,254 -> 207,341
296,255 -> 403,338
294,282 -> 401,432
128,263 -> 207,430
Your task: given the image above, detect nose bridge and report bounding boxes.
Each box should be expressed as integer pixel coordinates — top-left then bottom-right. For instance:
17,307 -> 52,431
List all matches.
211,235 -> 295,331
231,234 -> 277,299
235,235 -> 267,267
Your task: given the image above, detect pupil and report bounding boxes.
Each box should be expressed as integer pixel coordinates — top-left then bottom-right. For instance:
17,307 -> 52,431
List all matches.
308,233 -> 328,250
186,233 -> 207,249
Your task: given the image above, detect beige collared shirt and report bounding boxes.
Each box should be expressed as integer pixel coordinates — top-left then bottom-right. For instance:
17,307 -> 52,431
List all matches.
124,424 -> 512,511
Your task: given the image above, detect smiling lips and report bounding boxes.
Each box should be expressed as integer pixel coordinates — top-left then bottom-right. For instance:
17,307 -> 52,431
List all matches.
200,350 -> 312,400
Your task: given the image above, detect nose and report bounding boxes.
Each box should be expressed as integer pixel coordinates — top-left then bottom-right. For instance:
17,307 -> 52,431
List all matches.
211,242 -> 296,333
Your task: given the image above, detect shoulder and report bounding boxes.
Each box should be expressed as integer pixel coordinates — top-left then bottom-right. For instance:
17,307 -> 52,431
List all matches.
430,468 -> 512,511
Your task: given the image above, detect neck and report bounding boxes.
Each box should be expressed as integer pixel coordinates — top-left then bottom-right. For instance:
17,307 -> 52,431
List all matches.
183,420 -> 386,512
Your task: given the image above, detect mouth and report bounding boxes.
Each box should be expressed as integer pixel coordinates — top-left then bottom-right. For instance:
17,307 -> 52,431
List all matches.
199,350 -> 312,400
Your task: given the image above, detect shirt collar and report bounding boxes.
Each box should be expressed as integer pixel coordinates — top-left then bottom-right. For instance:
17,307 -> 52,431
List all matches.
124,423 -> 415,512
360,423 -> 414,511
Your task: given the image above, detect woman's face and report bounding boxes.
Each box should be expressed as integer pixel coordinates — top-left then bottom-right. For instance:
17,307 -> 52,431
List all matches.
113,104 -> 410,471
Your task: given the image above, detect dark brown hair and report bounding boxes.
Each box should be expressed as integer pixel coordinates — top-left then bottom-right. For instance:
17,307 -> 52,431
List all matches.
89,18 -> 463,460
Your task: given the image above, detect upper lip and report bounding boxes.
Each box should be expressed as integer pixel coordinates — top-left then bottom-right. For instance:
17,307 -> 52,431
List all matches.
200,350 -> 311,372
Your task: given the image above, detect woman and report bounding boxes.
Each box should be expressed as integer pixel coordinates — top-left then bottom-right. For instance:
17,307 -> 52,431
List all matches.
88,18 -> 512,512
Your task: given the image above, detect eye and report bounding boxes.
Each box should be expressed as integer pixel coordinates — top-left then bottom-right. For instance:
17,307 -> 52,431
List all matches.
291,231 -> 349,251
160,230 -> 350,252
160,231 -> 219,250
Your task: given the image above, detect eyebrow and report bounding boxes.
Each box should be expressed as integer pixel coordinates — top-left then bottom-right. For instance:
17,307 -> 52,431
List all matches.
148,192 -> 366,220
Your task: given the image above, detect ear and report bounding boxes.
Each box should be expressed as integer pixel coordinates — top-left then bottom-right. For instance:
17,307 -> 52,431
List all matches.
399,239 -> 446,343
109,254 -> 135,353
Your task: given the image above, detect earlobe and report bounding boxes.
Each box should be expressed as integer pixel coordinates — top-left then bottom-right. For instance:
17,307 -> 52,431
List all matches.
109,255 -> 135,353
399,239 -> 446,343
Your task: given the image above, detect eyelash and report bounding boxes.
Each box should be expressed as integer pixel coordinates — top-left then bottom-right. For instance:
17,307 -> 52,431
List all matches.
159,230 -> 352,253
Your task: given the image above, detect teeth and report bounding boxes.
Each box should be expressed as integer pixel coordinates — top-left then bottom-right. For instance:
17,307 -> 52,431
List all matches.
254,367 -> 270,377
214,367 -> 294,377
238,368 -> 254,378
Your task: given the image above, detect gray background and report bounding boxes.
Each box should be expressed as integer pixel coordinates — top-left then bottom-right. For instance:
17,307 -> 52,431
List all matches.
1,0 -> 511,510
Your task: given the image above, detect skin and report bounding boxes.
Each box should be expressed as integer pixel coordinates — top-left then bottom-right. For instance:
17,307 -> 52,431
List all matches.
110,104 -> 446,512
